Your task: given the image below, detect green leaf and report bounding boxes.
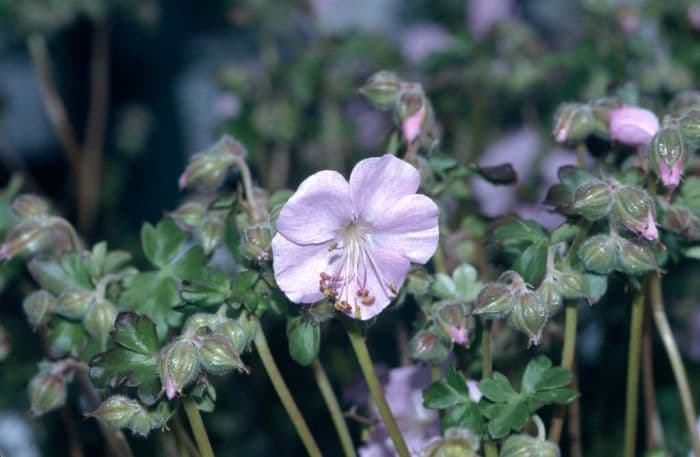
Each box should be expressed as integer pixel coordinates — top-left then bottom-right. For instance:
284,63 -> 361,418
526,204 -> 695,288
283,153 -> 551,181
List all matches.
168,246 -> 206,281
429,155 -> 458,172
431,264 -> 481,302
513,241 -> 547,286
120,272 -> 182,340
287,317 -> 320,366
232,270 -> 260,294
181,268 -> 232,307
423,381 -> 465,409
485,399 -> 529,439
141,220 -> 188,268
529,387 -> 579,405
445,366 -> 471,398
550,223 -> 579,244
478,372 -> 517,403
683,246 -> 700,260
583,273 -> 608,303
110,313 -> 159,356
441,401 -> 487,437
28,254 -> 93,295
431,273 -> 456,300
224,211 -> 244,261
535,366 -> 572,390
45,318 -> 88,358
492,219 -> 547,246
521,355 -> 553,394
681,177 -> 700,217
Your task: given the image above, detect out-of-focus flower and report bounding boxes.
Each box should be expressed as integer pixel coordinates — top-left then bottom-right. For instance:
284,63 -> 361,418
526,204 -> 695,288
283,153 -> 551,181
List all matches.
272,155 -> 439,320
617,7 -> 640,34
609,106 -> 660,146
213,93 -> 241,120
400,23 -> 455,64
467,0 -> 513,38
689,3 -> 700,31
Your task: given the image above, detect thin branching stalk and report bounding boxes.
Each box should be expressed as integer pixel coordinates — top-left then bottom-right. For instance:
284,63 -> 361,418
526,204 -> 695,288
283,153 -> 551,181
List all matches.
173,412 -> 200,457
481,321 -> 498,457
182,397 -> 215,457
623,291 -> 645,457
344,322 -> 410,457
642,294 -> 664,450
548,300 -> 578,444
253,322 -> 322,457
311,359 -> 356,457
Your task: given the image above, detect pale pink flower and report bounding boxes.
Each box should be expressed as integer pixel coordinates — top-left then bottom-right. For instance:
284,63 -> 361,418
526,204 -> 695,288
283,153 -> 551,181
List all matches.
444,324 -> 468,346
272,155 -> 439,320
609,106 -> 660,146
640,208 -> 659,241
401,105 -> 427,143
658,158 -> 683,190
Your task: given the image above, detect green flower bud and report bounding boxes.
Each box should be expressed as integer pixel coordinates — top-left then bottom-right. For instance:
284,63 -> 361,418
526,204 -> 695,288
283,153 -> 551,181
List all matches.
680,109 -> 700,148
23,290 -> 56,330
553,103 -> 593,144
649,125 -> 686,189
160,339 -> 200,399
408,329 -> 449,363
665,205 -> 700,240
422,428 -> 480,457
395,85 -> 426,122
359,71 -> 402,110
196,219 -> 224,254
473,283 -> 515,320
241,224 -> 273,262
572,180 -> 613,220
578,235 -> 619,274
83,299 -> 116,351
29,370 -> 66,416
537,279 -> 562,317
0,219 -> 48,260
178,148 -> 235,193
554,270 -> 586,299
197,335 -> 247,374
167,202 -> 207,230
435,302 -> 469,346
183,313 -> 218,333
613,186 -> 658,240
12,194 -> 49,219
128,408 -> 155,437
216,313 -> 257,352
508,291 -> 548,346
55,288 -> 94,320
616,239 -> 657,275
87,395 -> 142,430
405,266 -> 432,296
591,97 -> 623,139
500,434 -> 560,457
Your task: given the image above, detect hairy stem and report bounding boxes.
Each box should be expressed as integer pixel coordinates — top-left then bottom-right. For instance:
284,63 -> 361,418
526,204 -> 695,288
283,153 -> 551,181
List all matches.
345,322 -> 410,457
312,359 -> 356,457
642,294 -> 664,450
481,321 -> 497,457
253,323 -> 322,457
182,397 -> 215,457
173,412 -> 199,457
623,291 -> 645,457
548,300 -> 578,443
649,275 -> 700,456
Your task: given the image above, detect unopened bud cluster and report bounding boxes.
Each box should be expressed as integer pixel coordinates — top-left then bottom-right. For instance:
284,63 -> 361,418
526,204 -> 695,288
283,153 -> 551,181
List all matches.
178,135 -> 246,193
28,360 -> 77,417
87,395 -> 172,437
408,300 -> 472,363
553,98 -> 622,144
500,433 -> 560,457
578,234 -> 656,275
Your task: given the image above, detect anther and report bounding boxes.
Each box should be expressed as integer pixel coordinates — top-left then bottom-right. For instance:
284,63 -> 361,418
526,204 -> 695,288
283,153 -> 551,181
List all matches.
327,242 -> 338,252
335,301 -> 351,312
354,307 -> 362,319
361,295 -> 375,306
357,288 -> 369,297
388,283 -> 398,295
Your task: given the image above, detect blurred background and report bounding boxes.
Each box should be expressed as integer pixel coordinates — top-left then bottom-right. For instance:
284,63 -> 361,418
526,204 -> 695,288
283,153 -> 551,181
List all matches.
0,0 -> 700,455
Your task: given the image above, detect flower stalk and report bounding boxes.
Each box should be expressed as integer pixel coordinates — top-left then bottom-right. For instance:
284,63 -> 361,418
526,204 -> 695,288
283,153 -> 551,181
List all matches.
623,291 -> 645,457
344,321 -> 410,457
481,320 -> 498,457
253,322 -> 322,457
311,359 -> 356,457
182,397 -> 215,457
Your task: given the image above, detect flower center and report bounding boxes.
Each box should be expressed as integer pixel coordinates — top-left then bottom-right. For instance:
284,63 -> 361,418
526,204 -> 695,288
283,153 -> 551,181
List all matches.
318,218 -> 397,319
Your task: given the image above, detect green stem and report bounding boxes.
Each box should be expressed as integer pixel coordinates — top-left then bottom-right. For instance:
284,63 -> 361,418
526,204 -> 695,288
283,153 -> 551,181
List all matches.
432,244 -> 447,274
481,321 -> 497,457
182,398 -> 214,457
623,291 -> 645,457
311,359 -> 356,457
173,412 -> 199,457
344,323 -> 410,457
649,275 -> 700,456
253,324 -> 322,457
548,300 -> 578,443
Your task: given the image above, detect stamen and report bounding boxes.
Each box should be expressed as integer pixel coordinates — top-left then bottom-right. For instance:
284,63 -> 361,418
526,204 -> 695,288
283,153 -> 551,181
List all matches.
354,306 -> 362,319
357,288 -> 369,297
327,242 -> 338,252
361,295 -> 375,306
335,301 -> 351,312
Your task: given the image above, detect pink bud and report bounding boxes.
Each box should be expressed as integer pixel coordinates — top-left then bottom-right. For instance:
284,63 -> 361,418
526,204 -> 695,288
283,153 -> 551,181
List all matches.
639,208 -> 659,241
658,158 -> 682,190
609,106 -> 660,146
445,325 -> 468,346
401,105 -> 426,143
177,171 -> 188,190
164,376 -> 176,400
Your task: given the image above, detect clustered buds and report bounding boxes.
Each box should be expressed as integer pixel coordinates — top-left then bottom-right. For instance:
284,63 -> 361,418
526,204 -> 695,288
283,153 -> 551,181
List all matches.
241,224 -> 273,261
572,179 -> 613,221
612,185 -> 658,240
50,287 -> 117,351
578,233 -> 656,275
421,428 -> 480,457
500,433 -> 560,457
553,99 -> 617,144
178,135 -> 246,193
28,360 -> 75,417
87,396 -> 172,437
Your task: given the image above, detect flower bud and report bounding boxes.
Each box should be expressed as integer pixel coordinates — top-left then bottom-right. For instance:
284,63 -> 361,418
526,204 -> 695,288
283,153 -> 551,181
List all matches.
435,302 -> 469,346
537,279 -> 562,317
649,125 -> 686,190
86,395 -> 142,429
554,271 -> 586,299
12,194 -> 49,219
167,202 -> 207,230
55,288 -> 94,320
408,329 -> 449,363
578,235 -> 619,274
216,313 -> 257,352
183,313 -> 218,333
395,86 -> 427,143
197,335 -> 247,374
500,434 -> 560,457
241,224 -> 273,261
665,205 -> 700,239
608,106 -> 659,146
508,291 -> 548,346
359,71 -> 402,110
127,408 -> 156,437
28,371 -> 66,416
160,339 -> 200,399
23,290 -> 56,330
473,283 -> 515,320
613,186 -> 658,240
421,428 -> 480,457
572,180 -> 613,220
196,219 -> 224,254
680,109 -> 700,148
83,299 -> 116,351
552,103 -> 593,144
0,219 -> 47,260
178,150 -> 234,192
405,266 -> 432,296
616,239 -> 657,275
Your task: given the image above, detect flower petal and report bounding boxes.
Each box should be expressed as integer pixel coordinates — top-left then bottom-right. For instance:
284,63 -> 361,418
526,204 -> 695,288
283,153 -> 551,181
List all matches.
271,234 -> 329,303
276,170 -> 353,245
349,155 -> 421,225
369,194 -> 439,264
